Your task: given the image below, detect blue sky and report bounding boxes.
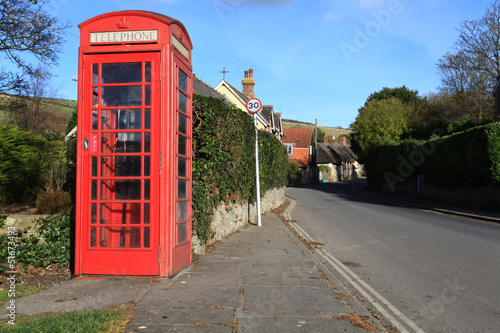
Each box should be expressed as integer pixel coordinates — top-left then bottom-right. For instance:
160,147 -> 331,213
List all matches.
46,0 -> 493,128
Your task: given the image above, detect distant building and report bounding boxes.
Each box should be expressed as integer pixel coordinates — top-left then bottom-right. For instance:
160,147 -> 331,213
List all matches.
316,135 -> 364,182
261,105 -> 283,142
282,128 -> 317,184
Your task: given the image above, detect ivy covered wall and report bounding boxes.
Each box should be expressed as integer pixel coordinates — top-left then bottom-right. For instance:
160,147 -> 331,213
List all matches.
192,95 -> 288,243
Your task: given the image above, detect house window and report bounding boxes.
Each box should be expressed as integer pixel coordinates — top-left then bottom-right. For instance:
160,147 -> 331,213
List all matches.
285,144 -> 293,155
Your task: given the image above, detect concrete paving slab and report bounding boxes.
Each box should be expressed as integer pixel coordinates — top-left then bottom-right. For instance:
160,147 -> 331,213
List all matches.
242,271 -> 327,287
236,316 -> 371,333
241,285 -> 347,318
137,285 -> 240,309
131,306 -> 234,326
126,323 -> 233,332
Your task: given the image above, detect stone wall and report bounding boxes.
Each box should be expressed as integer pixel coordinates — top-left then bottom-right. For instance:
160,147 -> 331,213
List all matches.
0,215 -> 48,236
192,187 -> 286,255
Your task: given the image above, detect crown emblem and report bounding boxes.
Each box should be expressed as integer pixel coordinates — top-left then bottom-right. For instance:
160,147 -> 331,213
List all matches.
117,17 -> 131,29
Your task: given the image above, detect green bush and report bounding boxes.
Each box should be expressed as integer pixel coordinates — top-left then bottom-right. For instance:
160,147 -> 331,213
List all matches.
192,95 -> 288,243
0,126 -> 46,202
287,162 -> 299,175
318,165 -> 330,173
0,214 -> 70,273
0,126 -> 68,204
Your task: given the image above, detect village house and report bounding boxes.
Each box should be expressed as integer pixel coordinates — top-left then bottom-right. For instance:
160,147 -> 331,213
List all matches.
282,127 -> 317,184
316,135 -> 364,182
215,69 -> 283,141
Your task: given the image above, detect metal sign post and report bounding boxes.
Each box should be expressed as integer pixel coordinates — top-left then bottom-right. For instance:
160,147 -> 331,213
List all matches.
246,98 -> 262,227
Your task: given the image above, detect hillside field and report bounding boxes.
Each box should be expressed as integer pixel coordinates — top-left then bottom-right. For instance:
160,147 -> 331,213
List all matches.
0,94 -> 76,133
282,119 -> 351,140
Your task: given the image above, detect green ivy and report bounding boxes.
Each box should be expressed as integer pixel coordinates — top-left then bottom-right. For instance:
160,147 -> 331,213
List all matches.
0,213 -> 70,273
192,95 -> 288,243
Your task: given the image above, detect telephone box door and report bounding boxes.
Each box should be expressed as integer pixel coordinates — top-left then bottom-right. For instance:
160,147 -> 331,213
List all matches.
80,52 -> 160,275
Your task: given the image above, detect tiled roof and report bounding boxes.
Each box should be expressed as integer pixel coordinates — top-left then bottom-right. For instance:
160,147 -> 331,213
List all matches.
261,105 -> 273,124
193,76 -> 225,100
282,128 -> 314,148
274,112 -> 282,125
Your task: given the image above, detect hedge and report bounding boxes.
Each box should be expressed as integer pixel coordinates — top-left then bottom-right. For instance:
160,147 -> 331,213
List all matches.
192,95 -> 288,243
366,123 -> 500,190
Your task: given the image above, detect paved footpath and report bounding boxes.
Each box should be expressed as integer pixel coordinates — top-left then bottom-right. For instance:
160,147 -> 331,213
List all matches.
126,211 -> 385,332
3,206 -> 385,332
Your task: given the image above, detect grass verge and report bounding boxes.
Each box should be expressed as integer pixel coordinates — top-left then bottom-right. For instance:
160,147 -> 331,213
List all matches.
0,306 -> 131,332
0,285 -> 47,303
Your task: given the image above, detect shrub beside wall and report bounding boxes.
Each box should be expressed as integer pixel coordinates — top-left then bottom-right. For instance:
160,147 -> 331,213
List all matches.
192,95 -> 288,244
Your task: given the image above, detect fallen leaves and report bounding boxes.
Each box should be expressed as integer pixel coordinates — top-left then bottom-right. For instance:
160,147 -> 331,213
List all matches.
334,312 -> 382,332
226,321 -> 240,329
335,291 -> 349,300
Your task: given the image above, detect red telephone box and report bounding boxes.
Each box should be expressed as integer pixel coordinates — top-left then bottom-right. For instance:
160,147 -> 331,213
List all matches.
75,11 -> 193,277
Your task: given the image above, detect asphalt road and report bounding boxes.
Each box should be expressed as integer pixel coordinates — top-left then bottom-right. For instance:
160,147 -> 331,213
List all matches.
286,179 -> 500,333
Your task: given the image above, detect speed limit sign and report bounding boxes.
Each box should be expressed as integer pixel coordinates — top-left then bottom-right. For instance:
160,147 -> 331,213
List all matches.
246,98 -> 262,114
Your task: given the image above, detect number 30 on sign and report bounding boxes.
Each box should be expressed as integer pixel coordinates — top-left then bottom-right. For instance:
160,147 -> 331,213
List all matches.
246,98 -> 262,114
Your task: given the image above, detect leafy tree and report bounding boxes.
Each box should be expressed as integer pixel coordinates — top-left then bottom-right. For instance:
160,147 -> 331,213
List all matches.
366,86 -> 428,108
0,0 -> 70,93
436,0 -> 500,121
315,127 -> 326,142
350,98 -> 411,155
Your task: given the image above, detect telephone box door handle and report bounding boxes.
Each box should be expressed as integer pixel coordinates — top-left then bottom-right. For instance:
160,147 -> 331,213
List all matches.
84,138 -> 89,150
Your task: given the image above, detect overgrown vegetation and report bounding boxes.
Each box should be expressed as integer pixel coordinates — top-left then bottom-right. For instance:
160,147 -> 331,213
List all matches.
0,214 -> 70,274
0,306 -> 130,332
192,95 -> 288,243
0,126 -> 71,211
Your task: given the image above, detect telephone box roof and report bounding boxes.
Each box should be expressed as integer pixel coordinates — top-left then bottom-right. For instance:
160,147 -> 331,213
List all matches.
79,10 -> 192,48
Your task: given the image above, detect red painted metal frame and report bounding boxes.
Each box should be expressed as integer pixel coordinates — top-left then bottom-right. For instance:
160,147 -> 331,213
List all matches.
75,11 -> 193,277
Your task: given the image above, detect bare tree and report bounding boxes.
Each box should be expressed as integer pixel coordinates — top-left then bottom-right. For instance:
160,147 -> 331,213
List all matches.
0,0 -> 70,93
2,64 -> 59,132
437,0 -> 500,120
437,52 -> 494,120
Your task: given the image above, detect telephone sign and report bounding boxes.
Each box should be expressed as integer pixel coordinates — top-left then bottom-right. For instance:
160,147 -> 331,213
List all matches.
246,98 -> 262,114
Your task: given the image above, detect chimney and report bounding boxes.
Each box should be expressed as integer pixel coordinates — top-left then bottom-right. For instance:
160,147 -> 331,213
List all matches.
242,68 -> 255,98
323,135 -> 329,145
341,136 -> 347,145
